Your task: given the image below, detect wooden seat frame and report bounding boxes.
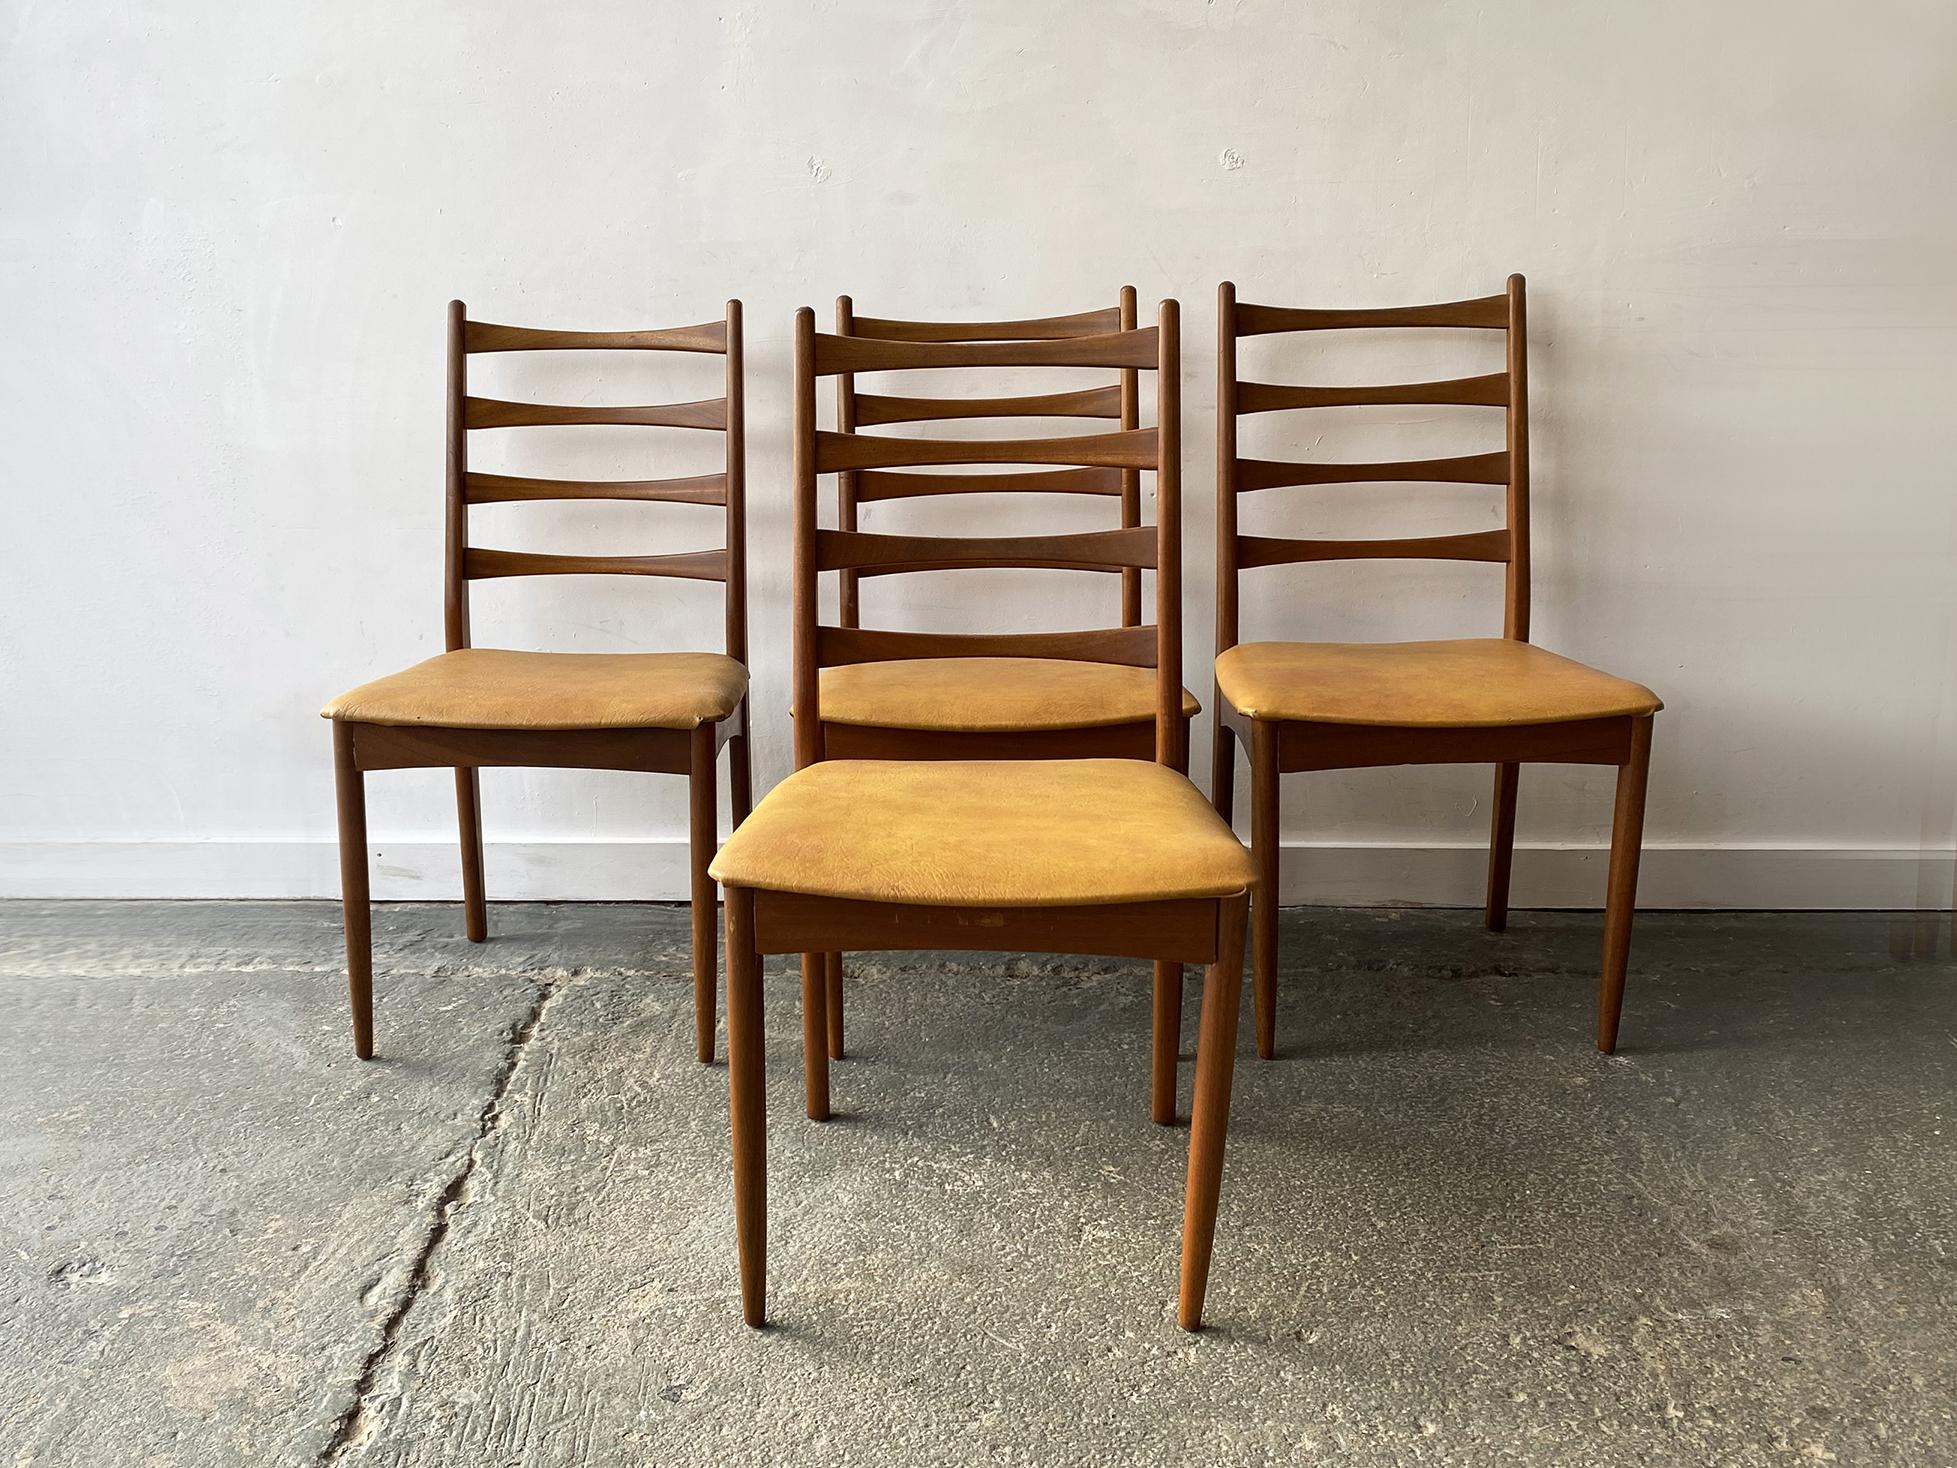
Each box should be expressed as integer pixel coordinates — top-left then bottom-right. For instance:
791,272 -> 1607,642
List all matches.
1209,275 -> 1657,1057
814,292 -> 1192,1120
719,300 -> 1251,1329
332,301 -> 752,1061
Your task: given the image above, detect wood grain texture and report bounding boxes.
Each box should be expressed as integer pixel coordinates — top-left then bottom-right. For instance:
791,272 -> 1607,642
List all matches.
1233,294 -> 1507,334
855,467 -> 1125,500
463,319 -> 727,354
815,426 -> 1157,473
850,306 -> 1120,341
816,624 -> 1158,669
464,396 -> 728,431
816,526 -> 1155,574
813,327 -> 1159,376
466,472 -> 727,505
463,548 -> 729,582
1235,530 -> 1510,566
1234,450 -> 1509,491
1236,373 -> 1508,412
853,384 -> 1122,425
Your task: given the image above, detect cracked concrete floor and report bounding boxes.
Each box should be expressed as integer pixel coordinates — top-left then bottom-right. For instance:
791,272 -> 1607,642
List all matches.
1,901 -> 1952,1466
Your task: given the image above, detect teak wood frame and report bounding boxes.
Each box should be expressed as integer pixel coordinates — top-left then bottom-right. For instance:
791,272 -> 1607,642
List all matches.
813,292 -> 1193,1124
719,300 -> 1252,1329
1210,275 -> 1656,1057
333,301 -> 752,1061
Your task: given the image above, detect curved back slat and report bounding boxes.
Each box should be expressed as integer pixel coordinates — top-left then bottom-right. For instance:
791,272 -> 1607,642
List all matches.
797,300 -> 1182,767
444,300 -> 747,662
1215,276 -> 1530,656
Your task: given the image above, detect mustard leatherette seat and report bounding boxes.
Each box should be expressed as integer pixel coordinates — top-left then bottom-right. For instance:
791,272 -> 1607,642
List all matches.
1215,638 -> 1662,728
818,657 -> 1201,733
710,758 -> 1255,907
321,648 -> 749,732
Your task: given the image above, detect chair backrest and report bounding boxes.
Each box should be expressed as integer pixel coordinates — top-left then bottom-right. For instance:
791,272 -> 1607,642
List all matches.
792,300 -> 1183,768
444,300 -> 747,663
1215,275 -> 1530,656
830,292 -> 1147,629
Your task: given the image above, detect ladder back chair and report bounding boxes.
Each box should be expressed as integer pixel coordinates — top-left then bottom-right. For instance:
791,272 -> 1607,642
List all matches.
817,291 -> 1200,1111
321,300 -> 752,1062
1212,275 -> 1661,1057
708,300 -> 1256,1328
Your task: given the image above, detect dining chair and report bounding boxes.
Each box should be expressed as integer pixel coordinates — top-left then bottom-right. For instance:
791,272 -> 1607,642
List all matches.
815,290 -> 1199,1123
321,301 -> 751,1062
1211,276 -> 1662,1057
708,300 -> 1256,1329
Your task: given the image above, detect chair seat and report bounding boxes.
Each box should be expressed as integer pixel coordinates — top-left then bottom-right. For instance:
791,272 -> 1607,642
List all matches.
321,648 -> 748,731
818,657 -> 1200,733
710,758 -> 1254,907
1215,638 -> 1662,728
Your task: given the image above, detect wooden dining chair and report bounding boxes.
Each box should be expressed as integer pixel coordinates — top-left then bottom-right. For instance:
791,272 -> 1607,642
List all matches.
1211,276 -> 1662,1057
321,301 -> 751,1062
814,291 -> 1199,1122
708,301 -> 1256,1329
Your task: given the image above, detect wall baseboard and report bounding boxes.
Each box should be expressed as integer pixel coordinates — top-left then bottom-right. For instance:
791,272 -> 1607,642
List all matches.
0,839 -> 1949,909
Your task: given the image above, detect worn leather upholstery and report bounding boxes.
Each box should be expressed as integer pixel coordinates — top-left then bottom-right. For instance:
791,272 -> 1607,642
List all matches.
710,758 -> 1255,906
1215,638 -> 1661,728
321,648 -> 748,731
818,657 -> 1199,733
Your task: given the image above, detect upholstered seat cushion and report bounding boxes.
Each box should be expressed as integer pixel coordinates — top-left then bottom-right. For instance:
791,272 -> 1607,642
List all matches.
1215,638 -> 1661,728
321,648 -> 748,731
818,657 -> 1199,732
710,758 -> 1254,906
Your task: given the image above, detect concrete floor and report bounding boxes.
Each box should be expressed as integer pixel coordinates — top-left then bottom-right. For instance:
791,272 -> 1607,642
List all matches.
1,902 -> 1951,1466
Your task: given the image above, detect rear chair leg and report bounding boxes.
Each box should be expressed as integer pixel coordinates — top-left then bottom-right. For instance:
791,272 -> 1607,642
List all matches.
1250,720 -> 1280,1059
1597,717 -> 1655,1054
801,953 -> 831,1121
690,726 -> 718,1064
1150,962 -> 1183,1125
456,767 -> 487,943
333,724 -> 374,1060
1210,714 -> 1235,827
824,952 -> 845,1059
1485,762 -> 1519,932
724,887 -> 767,1327
1179,893 -> 1250,1329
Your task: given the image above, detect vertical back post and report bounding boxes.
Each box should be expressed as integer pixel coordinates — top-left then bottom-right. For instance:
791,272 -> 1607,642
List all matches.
1119,284 -> 1141,627
792,307 -> 822,769
1155,298 -> 1183,769
1504,273 -> 1531,642
724,299 -> 748,664
835,296 -> 860,630
1215,282 -> 1240,656
443,300 -> 470,651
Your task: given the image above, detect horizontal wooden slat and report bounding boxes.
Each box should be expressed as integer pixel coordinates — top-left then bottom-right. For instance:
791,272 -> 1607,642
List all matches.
850,307 -> 1120,342
1234,295 -> 1509,335
1236,530 -> 1511,566
817,427 -> 1157,474
816,527 -> 1155,575
818,624 -> 1158,668
853,384 -> 1123,426
467,472 -> 727,505
465,397 -> 728,430
1236,373 -> 1509,412
465,548 -> 729,581
1235,451 -> 1509,491
813,327 -> 1158,376
856,467 -> 1124,501
464,320 -> 727,354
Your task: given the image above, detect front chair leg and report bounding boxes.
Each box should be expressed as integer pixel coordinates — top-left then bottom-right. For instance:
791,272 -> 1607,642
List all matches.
800,953 -> 831,1121
1150,962 -> 1183,1125
689,726 -> 719,1064
1179,893 -> 1250,1330
456,768 -> 487,943
1249,719 -> 1280,1059
824,952 -> 845,1059
1597,717 -> 1655,1054
332,724 -> 375,1060
1484,761 -> 1520,932
724,886 -> 767,1327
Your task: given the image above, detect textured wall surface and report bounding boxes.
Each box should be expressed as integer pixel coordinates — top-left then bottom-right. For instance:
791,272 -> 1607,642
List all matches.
3,1 -> 1955,902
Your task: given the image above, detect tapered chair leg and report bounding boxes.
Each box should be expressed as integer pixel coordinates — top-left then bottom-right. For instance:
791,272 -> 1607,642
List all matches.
724,887 -> 767,1327
800,953 -> 831,1121
1485,762 -> 1520,932
1210,715 -> 1235,827
690,726 -> 719,1064
1179,893 -> 1249,1330
824,952 -> 845,1059
333,724 -> 375,1061
456,768 -> 487,944
1249,719 -> 1280,1060
1597,717 -> 1655,1054
1150,961 -> 1183,1125
730,714 -> 754,826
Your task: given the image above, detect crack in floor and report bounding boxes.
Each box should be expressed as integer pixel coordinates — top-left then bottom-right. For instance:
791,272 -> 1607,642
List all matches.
315,972 -> 569,1465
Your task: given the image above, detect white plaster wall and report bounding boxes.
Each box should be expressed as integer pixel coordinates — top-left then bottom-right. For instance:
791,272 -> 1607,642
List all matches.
4,1 -> 1955,905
